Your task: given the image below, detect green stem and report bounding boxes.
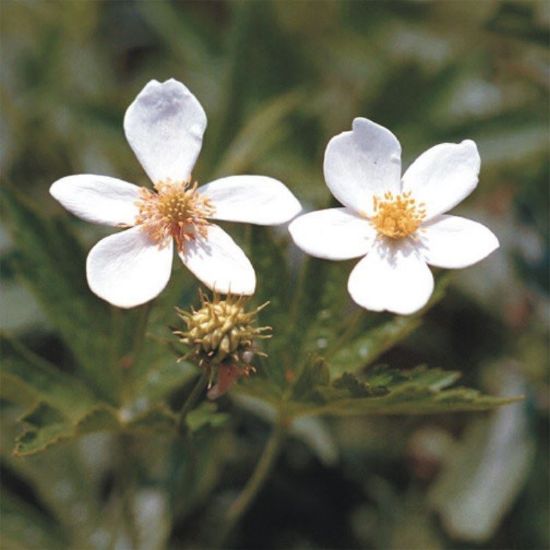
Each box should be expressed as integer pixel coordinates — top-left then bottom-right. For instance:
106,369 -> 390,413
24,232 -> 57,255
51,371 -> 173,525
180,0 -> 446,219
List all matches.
215,416 -> 287,547
324,307 -> 363,360
131,300 -> 154,360
177,369 -> 209,434
120,301 -> 154,403
118,433 -> 139,548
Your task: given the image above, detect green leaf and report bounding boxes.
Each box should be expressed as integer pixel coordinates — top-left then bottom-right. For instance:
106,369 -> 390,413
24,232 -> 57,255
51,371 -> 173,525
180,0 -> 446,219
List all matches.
332,372 -> 389,398
246,226 -> 292,385
14,402 -> 120,456
202,2 -> 255,169
132,358 -> 198,404
329,316 -> 421,376
213,89 -> 304,178
0,488 -> 67,550
13,400 -> 178,456
186,402 -> 230,433
233,375 -> 284,409
121,404 -> 177,432
138,0 -> 214,70
0,187 -> 117,402
75,406 -> 119,433
168,431 -> 233,522
1,335 -> 185,454
290,355 -> 331,402
0,369 -> 37,408
0,405 -> 103,534
0,335 -> 102,419
282,366 -> 522,418
328,275 -> 451,376
14,403 -> 74,456
280,256 -> 333,371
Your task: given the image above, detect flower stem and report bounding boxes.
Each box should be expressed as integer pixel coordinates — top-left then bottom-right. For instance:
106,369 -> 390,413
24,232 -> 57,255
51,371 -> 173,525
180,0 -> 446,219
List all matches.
131,300 -> 154,361
215,416 -> 287,547
177,369 -> 209,434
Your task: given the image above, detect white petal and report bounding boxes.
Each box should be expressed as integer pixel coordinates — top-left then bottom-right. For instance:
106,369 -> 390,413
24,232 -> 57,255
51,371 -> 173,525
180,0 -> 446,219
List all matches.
347,240 -> 434,315
86,226 -> 173,308
289,208 -> 376,260
124,79 -> 207,185
50,175 -> 140,226
323,117 -> 402,215
198,175 -> 302,225
419,215 -> 499,269
179,224 -> 255,295
401,140 -> 480,220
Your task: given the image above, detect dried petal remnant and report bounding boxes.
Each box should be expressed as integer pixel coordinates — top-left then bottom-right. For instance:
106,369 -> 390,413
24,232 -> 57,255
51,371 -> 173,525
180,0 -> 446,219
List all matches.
135,181 -> 215,251
371,191 -> 426,239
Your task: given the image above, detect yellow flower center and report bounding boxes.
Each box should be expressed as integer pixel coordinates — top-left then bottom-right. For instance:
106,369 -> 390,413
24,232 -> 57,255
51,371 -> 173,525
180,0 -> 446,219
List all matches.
371,191 -> 426,239
135,181 -> 215,251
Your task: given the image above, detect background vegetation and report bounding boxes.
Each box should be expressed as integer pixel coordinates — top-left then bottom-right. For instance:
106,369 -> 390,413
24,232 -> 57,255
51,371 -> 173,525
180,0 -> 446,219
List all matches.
1,1 -> 548,549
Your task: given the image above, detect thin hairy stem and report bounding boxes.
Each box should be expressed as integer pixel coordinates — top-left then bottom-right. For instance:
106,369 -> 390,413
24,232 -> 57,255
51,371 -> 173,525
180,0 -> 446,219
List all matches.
324,307 -> 363,360
177,369 -> 209,435
131,300 -> 154,361
215,416 -> 287,547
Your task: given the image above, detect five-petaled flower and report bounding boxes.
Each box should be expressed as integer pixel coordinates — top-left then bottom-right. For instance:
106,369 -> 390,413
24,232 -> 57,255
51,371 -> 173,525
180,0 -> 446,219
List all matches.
50,79 -> 301,308
289,118 -> 499,315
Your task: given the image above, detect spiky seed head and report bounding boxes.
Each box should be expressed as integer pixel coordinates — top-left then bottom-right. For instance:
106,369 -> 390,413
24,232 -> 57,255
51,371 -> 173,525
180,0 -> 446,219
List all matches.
174,291 -> 270,368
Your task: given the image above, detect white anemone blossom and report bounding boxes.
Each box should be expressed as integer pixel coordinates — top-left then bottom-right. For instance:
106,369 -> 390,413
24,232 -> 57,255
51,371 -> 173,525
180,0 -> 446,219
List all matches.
50,79 -> 301,308
289,118 -> 499,315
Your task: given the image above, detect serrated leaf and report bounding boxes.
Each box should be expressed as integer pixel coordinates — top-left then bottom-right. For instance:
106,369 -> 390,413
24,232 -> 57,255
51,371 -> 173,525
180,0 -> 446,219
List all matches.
283,366 -> 522,418
0,370 -> 37,407
361,365 -> 461,393
297,259 -> 356,357
247,226 -> 293,385
170,431 -> 233,521
0,187 -> 117,402
15,403 -> 73,456
1,335 -> 102,419
332,372 -> 388,398
248,226 -> 291,327
132,358 -> 198,403
13,400 -> 177,456
0,488 -> 67,550
124,405 -> 177,432
328,275 -> 450,376
75,406 -> 119,433
329,316 -> 421,376
14,403 -> 118,456
290,356 -> 331,402
0,405 -> 103,535
186,402 -> 230,433
277,256 -> 340,376
76,402 -> 179,435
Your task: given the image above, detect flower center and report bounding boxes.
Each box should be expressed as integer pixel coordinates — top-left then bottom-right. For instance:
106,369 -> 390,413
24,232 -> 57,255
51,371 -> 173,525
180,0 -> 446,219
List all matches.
135,181 -> 215,251
371,191 -> 426,239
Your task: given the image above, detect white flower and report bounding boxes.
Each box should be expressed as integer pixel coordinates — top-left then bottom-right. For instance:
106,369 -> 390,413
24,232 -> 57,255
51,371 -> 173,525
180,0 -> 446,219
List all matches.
289,118 -> 499,315
50,79 -> 301,308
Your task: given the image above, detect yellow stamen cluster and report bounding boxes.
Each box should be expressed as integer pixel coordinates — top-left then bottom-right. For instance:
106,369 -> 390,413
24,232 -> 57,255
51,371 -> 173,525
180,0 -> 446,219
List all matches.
174,292 -> 271,369
135,181 -> 215,251
371,191 -> 426,239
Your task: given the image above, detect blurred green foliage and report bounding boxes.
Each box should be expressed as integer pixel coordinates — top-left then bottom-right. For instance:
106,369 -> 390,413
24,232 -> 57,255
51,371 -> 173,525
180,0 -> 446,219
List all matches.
1,1 -> 548,549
